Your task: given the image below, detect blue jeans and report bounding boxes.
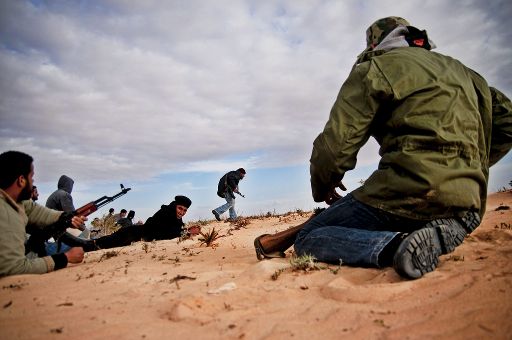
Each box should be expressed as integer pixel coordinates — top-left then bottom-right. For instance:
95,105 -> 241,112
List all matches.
214,194 -> 237,219
45,230 -> 90,255
294,194 -> 425,267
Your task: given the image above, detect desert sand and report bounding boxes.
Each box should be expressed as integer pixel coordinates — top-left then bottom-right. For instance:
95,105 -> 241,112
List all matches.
1,191 -> 511,340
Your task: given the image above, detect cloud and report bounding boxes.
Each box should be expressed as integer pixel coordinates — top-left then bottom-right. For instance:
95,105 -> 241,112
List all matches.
1,0 -> 510,190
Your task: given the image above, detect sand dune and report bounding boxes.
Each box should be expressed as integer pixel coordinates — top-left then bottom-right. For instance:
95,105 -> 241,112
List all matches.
1,191 -> 511,339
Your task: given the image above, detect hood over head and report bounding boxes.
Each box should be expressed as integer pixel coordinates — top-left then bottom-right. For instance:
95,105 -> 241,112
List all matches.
57,175 -> 74,194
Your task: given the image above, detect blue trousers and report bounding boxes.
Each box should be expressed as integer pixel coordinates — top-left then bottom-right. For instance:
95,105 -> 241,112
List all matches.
294,194 -> 425,267
214,194 -> 237,219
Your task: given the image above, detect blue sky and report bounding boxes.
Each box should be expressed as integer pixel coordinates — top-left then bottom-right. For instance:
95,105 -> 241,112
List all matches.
1,0 -> 511,222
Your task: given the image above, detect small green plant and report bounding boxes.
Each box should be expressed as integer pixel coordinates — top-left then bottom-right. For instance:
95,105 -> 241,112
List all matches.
270,255 -> 330,280
290,254 -> 322,272
330,259 -> 343,274
198,228 -> 220,247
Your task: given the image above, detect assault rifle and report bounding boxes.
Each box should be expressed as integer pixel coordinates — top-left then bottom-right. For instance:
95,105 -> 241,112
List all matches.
25,184 -> 131,256
235,191 -> 245,198
75,184 -> 131,216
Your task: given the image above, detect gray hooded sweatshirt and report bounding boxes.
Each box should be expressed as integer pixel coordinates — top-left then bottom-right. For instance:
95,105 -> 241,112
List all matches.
45,175 -> 75,212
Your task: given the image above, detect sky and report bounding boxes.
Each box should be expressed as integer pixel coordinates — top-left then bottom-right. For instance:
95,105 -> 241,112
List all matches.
1,0 -> 511,223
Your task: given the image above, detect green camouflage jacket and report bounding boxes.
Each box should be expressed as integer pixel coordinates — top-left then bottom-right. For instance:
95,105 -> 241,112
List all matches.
310,47 -> 512,220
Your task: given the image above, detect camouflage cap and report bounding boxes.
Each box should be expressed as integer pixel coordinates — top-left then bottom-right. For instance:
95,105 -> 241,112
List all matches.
366,16 -> 410,49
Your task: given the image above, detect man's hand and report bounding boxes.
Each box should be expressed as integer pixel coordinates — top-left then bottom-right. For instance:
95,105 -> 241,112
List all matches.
64,247 -> 84,264
324,182 -> 347,205
187,226 -> 201,236
70,215 -> 87,230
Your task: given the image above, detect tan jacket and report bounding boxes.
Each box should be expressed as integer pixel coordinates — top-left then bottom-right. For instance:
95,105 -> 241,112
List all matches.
0,189 -> 61,276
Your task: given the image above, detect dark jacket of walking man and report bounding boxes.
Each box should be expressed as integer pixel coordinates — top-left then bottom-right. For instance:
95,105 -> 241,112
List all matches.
212,168 -> 246,221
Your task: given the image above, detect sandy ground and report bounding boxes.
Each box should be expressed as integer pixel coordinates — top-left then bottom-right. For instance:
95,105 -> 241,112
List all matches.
1,191 -> 511,340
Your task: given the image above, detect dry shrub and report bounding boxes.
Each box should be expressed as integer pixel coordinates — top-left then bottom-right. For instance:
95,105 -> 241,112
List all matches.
232,217 -> 250,229
198,228 -> 221,247
90,214 -> 120,237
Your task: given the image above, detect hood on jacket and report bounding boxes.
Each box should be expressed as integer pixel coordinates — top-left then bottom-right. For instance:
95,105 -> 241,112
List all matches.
57,175 -> 74,194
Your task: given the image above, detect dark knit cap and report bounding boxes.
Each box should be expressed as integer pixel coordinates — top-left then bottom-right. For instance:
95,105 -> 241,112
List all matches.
175,195 -> 192,208
237,168 -> 246,174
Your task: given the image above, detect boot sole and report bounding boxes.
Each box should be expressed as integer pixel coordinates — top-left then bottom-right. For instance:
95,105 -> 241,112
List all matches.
393,212 -> 480,280
423,219 -> 466,254
393,228 -> 442,279
212,210 -> 221,221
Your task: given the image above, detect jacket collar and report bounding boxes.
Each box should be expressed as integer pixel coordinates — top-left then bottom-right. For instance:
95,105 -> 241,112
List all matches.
0,188 -> 23,213
356,26 -> 437,64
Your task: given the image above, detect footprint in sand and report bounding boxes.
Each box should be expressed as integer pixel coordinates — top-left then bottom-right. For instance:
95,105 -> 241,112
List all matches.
321,270 -> 475,305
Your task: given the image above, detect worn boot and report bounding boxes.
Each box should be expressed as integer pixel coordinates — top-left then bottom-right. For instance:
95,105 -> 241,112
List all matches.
393,211 -> 481,279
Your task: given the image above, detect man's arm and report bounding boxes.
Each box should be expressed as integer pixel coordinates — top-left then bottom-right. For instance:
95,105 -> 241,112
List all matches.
310,61 -> 391,202
0,202 -> 64,276
60,193 -> 75,212
0,201 -> 86,277
489,87 -> 512,167
0,230 -> 69,276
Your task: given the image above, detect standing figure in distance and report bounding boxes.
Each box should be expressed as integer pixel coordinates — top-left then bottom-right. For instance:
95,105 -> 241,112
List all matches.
212,168 -> 246,221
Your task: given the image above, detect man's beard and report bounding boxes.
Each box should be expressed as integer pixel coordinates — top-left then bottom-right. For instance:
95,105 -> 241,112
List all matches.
19,183 -> 33,201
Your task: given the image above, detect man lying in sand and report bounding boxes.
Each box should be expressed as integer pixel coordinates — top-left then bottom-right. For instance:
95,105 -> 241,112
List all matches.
0,151 -> 87,277
254,16 -> 512,279
62,195 -> 194,251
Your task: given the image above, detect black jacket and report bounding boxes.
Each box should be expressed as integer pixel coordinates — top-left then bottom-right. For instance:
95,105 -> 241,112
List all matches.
142,202 -> 184,241
217,170 -> 243,199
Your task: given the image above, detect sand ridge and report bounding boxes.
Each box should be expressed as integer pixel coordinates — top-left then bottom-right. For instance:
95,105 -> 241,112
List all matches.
1,191 -> 511,339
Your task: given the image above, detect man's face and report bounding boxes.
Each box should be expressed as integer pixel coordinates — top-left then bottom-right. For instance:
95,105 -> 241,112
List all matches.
31,187 -> 39,201
19,164 -> 34,202
176,205 -> 188,219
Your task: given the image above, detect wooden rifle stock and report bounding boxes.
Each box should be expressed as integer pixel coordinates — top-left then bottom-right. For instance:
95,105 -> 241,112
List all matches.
76,202 -> 98,216
75,184 -> 131,217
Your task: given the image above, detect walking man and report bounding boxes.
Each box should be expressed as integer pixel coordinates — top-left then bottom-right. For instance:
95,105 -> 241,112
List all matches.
212,168 -> 246,221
